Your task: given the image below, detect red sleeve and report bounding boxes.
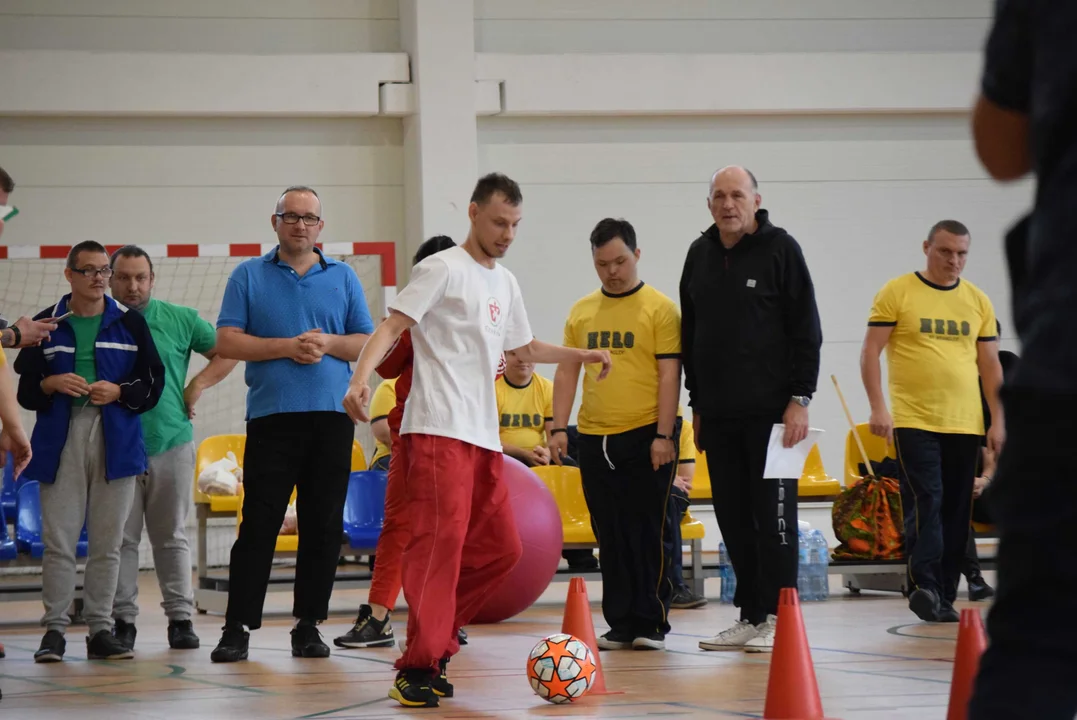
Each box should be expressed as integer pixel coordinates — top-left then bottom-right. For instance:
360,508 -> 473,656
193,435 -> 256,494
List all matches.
495,352 -> 506,381
377,329 -> 413,379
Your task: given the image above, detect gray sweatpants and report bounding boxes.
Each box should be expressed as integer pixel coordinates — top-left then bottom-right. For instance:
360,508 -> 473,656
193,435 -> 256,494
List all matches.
40,407 -> 136,637
113,441 -> 196,623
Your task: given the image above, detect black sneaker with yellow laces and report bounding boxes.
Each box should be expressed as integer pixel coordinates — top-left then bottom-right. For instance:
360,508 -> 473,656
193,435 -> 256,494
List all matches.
389,668 -> 439,708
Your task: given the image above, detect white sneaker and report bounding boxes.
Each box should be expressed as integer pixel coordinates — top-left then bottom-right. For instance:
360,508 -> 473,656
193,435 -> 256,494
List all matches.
744,615 -> 777,653
698,619 -> 759,651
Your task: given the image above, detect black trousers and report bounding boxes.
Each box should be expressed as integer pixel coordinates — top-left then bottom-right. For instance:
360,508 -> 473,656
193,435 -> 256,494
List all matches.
578,422 -> 676,637
666,485 -> 690,589
969,388 -> 1077,720
963,494 -> 993,579
225,411 -> 354,629
701,416 -> 798,625
893,428 -> 980,605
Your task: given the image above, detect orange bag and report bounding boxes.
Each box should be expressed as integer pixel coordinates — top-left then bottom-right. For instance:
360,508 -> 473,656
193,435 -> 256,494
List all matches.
831,458 -> 904,561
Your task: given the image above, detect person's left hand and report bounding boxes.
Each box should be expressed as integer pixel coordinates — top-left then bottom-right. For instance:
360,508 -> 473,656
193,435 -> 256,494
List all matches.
987,422 -> 1006,457
88,381 -> 121,406
532,445 -> 551,465
183,382 -> 204,419
782,402 -> 809,448
343,382 -> 372,424
973,476 -> 989,498
673,475 -> 691,493
650,437 -> 676,471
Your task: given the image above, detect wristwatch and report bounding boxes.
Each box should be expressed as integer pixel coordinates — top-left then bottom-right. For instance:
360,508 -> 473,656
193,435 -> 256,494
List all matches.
791,395 -> 811,407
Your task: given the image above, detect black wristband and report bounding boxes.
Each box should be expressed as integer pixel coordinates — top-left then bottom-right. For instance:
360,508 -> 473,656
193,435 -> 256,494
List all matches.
656,433 -> 673,441
551,428 -> 568,436
10,324 -> 21,348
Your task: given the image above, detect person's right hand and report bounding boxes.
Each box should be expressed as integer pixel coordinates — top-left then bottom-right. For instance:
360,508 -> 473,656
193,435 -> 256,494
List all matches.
973,476 -> 989,498
0,424 -> 32,479
343,382 -> 371,424
41,373 -> 91,398
14,315 -> 59,348
869,407 -> 893,442
548,432 -> 569,466
290,333 -> 323,364
531,445 -> 551,466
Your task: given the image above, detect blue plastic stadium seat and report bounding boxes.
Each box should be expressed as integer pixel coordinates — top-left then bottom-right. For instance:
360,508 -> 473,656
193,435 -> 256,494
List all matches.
0,500 -> 16,560
343,470 -> 388,550
15,481 -> 88,558
1,451 -> 17,517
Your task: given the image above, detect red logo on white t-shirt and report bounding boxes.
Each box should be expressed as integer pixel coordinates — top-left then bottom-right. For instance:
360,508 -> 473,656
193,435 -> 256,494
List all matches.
488,298 -> 502,327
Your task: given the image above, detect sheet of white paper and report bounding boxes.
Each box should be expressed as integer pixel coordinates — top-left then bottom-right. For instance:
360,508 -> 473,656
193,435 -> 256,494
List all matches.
0,206 -> 16,222
763,424 -> 824,479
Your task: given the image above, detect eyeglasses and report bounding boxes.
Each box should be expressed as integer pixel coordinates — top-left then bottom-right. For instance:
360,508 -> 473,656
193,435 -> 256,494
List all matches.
276,212 -> 321,226
71,267 -> 113,279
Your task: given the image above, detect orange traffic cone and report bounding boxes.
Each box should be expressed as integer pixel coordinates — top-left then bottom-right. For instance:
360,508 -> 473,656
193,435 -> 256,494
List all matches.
763,587 -> 839,720
561,576 -> 620,696
946,609 -> 987,720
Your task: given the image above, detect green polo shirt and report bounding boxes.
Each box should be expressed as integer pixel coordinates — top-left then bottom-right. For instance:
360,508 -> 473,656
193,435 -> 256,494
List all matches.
140,298 -> 216,456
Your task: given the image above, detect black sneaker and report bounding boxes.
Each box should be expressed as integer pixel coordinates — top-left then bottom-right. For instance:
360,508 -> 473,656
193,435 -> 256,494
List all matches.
632,632 -> 666,651
908,588 -> 941,622
87,629 -> 134,659
210,622 -> 249,663
113,619 -> 137,650
968,575 -> 995,602
333,605 -> 394,649
938,602 -> 961,623
168,620 -> 200,649
291,619 -> 331,658
596,629 -> 634,650
33,630 -> 66,663
389,668 -> 439,708
670,587 -> 708,609
432,657 -> 454,698
457,628 -> 468,646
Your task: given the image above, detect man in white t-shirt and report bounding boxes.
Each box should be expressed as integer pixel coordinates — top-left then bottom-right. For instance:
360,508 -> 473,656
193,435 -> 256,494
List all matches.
344,173 -> 611,709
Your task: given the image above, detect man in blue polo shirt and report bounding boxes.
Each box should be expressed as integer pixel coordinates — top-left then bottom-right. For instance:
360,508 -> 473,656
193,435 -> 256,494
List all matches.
209,185 -> 374,663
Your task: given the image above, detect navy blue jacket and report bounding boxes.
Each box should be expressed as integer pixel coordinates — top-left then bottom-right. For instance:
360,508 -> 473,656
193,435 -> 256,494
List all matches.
14,295 -> 165,483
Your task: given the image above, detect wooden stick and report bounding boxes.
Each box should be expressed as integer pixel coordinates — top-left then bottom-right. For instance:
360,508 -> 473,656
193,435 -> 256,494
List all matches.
831,374 -> 875,478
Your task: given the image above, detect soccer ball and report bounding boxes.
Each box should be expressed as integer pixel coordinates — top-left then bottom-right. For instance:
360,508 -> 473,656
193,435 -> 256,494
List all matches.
526,633 -> 597,704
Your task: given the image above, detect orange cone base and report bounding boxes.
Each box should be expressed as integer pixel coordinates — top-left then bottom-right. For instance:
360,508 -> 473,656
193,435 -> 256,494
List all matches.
560,577 -> 623,697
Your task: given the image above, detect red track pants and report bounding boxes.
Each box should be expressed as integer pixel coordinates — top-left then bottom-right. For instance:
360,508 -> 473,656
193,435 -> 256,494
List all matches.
394,434 -> 522,672
367,431 -> 408,609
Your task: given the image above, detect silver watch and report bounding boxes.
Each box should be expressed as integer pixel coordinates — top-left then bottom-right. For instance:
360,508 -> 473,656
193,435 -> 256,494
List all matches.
791,395 -> 811,407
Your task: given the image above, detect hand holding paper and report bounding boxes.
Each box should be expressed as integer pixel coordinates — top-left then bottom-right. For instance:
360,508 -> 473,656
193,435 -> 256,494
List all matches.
763,423 -> 824,479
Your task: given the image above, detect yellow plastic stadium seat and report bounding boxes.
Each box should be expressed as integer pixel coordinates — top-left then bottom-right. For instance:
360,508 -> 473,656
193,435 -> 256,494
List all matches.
680,509 -> 705,540
237,483 -> 299,553
193,434 -> 245,514
844,423 -> 896,488
798,444 -> 842,498
351,440 -> 367,472
532,465 -> 594,544
688,451 -> 713,502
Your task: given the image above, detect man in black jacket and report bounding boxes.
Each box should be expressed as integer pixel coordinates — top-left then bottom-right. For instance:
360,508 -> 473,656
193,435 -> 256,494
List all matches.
681,166 -> 822,653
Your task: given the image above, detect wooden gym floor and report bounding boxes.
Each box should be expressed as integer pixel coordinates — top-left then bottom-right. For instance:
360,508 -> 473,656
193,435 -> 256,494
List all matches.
0,573 -> 991,719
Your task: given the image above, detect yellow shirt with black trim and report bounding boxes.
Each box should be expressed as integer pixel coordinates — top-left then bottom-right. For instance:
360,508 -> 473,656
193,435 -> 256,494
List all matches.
496,373 -> 553,450
564,282 -> 681,435
368,378 -> 398,466
868,272 -> 997,435
678,414 -> 696,466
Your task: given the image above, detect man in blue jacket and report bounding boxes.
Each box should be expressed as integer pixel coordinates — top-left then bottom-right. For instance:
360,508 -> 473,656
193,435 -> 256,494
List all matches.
15,240 -> 165,663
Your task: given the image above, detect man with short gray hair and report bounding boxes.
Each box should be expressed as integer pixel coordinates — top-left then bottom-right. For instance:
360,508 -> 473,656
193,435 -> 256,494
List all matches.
210,186 -> 374,663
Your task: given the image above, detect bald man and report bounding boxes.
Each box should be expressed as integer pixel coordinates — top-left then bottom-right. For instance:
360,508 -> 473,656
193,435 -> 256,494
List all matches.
680,167 -> 822,653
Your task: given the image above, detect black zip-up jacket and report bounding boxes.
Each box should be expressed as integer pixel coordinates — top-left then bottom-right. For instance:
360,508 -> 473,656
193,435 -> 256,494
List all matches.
679,209 -> 822,420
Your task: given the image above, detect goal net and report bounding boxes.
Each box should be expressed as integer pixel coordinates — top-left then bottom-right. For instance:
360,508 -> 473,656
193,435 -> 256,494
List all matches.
0,252 -> 386,474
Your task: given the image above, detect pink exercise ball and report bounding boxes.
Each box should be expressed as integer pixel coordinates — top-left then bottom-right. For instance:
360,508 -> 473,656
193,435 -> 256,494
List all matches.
471,456 -> 564,624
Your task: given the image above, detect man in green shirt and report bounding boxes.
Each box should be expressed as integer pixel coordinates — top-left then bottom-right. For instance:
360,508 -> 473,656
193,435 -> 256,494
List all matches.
108,246 -> 238,651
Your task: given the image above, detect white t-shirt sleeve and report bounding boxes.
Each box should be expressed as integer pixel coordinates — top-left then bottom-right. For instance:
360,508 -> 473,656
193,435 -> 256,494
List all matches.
503,273 -> 534,351
389,256 -> 449,325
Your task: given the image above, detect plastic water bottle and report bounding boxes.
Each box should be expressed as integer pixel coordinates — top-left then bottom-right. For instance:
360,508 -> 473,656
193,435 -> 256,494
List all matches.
810,530 -> 830,601
718,542 -> 736,604
797,529 -> 813,601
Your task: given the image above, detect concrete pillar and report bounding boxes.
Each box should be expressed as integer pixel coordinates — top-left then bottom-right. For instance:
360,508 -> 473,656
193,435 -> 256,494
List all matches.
398,0 -> 478,284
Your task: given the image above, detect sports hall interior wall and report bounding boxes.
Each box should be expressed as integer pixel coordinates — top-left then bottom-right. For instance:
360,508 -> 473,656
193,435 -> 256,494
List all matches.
0,0 -> 1034,567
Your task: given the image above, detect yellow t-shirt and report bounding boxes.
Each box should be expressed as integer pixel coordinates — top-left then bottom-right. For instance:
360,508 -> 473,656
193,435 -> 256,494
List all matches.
679,415 -> 696,466
496,373 -> 553,450
564,282 -> 681,435
368,378 -> 398,466
868,272 -> 997,435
